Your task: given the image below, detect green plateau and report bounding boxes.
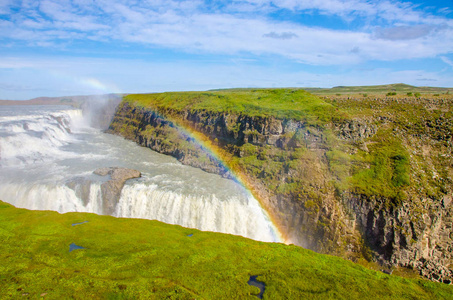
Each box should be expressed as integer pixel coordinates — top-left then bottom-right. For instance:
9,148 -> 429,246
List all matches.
124,89 -> 345,124
1,200 -> 452,299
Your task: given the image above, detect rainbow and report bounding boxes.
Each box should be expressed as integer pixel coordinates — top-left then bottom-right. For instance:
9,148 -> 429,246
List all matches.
152,110 -> 288,244
77,77 -> 121,94
44,70 -> 288,242
48,70 -> 122,95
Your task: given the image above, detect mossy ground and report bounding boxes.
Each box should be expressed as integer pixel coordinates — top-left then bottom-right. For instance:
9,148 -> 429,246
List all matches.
1,201 -> 452,299
125,89 -> 346,124
323,94 -> 453,202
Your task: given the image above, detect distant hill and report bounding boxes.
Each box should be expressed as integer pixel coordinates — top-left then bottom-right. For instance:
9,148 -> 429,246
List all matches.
210,84 -> 452,96
0,94 -> 124,107
3,84 -> 450,104
0,94 -> 123,129
304,83 -> 453,95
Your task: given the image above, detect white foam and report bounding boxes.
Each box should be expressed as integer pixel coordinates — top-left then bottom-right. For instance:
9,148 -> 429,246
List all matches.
0,109 -> 82,166
116,183 -> 279,242
0,182 -> 89,214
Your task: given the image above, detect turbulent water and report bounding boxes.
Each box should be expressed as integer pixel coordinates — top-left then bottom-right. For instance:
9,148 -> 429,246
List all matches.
0,105 -> 280,242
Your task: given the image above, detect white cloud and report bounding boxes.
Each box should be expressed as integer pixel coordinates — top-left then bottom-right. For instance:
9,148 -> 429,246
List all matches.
0,0 -> 452,67
0,0 -> 12,14
227,0 -> 429,24
39,0 -> 107,31
263,31 -> 298,40
1,55 -> 452,101
374,25 -> 437,40
441,56 -> 453,69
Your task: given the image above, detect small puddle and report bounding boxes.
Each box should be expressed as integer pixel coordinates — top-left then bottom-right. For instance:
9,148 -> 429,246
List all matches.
69,243 -> 86,252
187,234 -> 194,237
248,275 -> 265,299
72,221 -> 89,226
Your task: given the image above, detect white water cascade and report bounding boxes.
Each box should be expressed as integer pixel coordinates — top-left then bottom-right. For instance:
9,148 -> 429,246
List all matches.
0,105 -> 281,243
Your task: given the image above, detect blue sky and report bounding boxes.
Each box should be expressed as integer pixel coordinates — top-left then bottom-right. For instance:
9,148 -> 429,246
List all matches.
0,0 -> 452,100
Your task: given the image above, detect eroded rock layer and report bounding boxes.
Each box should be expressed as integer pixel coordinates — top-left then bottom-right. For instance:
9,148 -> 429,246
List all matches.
94,167 -> 141,215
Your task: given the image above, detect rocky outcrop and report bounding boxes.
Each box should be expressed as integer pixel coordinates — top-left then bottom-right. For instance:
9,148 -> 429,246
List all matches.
334,119 -> 377,142
66,177 -> 92,206
107,103 -> 230,177
342,192 -> 453,284
93,167 -> 141,214
66,167 -> 141,215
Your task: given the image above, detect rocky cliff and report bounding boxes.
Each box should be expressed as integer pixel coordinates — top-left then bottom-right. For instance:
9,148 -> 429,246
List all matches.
107,90 -> 453,283
66,167 -> 141,215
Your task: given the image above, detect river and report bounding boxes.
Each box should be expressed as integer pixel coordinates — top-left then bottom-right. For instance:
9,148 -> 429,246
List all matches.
0,105 -> 280,242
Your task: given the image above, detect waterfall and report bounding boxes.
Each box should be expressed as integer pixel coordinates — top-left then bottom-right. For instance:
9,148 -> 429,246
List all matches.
0,107 -> 84,166
116,182 -> 277,242
0,105 -> 281,243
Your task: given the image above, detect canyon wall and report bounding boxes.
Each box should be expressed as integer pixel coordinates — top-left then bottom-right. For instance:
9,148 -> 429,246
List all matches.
107,94 -> 453,283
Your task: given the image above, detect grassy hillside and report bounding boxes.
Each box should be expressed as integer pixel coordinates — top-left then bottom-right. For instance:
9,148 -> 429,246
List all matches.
1,201 -> 452,299
125,89 -> 346,124
324,94 -> 453,201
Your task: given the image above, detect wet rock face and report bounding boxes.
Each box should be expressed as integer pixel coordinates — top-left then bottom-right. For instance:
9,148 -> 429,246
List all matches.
66,177 -> 93,206
94,167 -> 141,215
106,103 -> 232,178
344,193 -> 453,284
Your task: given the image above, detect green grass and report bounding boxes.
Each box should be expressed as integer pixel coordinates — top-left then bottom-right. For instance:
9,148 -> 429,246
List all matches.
343,143 -> 410,202
343,130 -> 411,202
323,93 -> 453,201
125,89 -> 345,125
1,201 -> 452,299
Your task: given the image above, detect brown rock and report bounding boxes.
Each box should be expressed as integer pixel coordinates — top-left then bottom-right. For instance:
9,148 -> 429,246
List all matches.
94,167 -> 141,215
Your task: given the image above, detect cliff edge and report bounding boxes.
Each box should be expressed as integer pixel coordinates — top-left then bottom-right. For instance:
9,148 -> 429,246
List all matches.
107,89 -> 453,283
